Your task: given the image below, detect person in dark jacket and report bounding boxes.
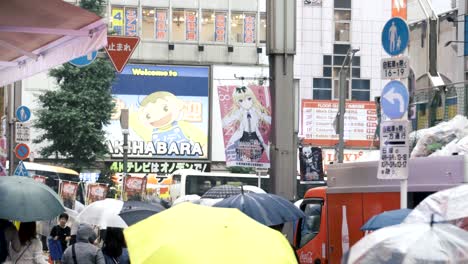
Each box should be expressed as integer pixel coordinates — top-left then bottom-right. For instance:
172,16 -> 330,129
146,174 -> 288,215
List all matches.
102,227 -> 129,264
62,224 -> 104,264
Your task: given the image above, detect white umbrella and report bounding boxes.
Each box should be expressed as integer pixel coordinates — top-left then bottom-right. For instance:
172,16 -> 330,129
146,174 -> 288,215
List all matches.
294,199 -> 303,208
172,195 -> 201,206
64,207 -> 79,235
404,184 -> 468,230
347,223 -> 468,264
241,185 -> 267,194
74,200 -> 85,213
193,198 -> 223,207
78,199 -> 127,229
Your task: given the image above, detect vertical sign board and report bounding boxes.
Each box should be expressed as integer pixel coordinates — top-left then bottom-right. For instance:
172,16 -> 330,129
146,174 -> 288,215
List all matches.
377,120 -> 409,179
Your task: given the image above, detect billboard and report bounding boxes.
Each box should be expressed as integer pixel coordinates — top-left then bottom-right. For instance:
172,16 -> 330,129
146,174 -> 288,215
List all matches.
301,100 -> 378,147
217,85 -> 271,168
106,64 -> 210,159
299,146 -> 324,182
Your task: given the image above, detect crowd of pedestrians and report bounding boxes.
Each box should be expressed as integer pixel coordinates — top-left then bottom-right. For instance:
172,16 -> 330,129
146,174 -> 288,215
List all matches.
0,214 -> 130,264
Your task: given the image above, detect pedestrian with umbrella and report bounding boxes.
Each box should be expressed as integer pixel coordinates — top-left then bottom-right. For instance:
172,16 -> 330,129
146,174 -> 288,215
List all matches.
101,227 -> 129,264
8,222 -> 47,264
61,224 -> 104,264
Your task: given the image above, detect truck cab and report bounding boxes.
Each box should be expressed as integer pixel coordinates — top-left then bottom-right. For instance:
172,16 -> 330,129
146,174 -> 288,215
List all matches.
294,155 -> 468,264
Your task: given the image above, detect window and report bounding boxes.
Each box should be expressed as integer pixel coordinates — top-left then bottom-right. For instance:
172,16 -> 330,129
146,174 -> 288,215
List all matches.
335,22 -> 350,42
111,6 -> 138,36
142,8 -> 155,39
172,9 -> 198,41
323,55 -> 332,65
334,0 -> 351,9
297,200 -> 323,248
143,8 -> 168,40
230,12 -> 256,44
351,79 -> 370,101
313,78 -> 332,100
334,10 -> 351,21
333,79 -> 349,99
201,10 -> 227,43
334,44 -> 350,55
260,12 -> 266,44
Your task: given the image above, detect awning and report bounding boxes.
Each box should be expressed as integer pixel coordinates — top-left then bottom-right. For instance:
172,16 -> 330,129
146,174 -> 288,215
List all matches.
0,0 -> 107,87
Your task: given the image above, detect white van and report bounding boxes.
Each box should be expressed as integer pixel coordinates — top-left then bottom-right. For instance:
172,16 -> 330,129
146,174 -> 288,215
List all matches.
168,169 -> 326,201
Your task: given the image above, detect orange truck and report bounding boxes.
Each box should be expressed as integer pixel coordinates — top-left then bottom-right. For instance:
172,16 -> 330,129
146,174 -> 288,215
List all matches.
294,155 -> 468,264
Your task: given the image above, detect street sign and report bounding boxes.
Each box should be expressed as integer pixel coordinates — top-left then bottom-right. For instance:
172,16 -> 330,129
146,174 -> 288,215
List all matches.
105,36 -> 140,73
69,51 -> 98,67
14,161 -> 29,177
381,17 -> 409,56
15,122 -> 30,143
377,120 -> 409,180
16,105 -> 31,122
381,56 -> 409,79
15,143 -> 30,160
381,80 -> 409,119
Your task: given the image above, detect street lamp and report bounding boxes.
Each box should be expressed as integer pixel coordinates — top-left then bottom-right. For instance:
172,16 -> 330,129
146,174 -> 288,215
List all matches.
336,47 -> 359,163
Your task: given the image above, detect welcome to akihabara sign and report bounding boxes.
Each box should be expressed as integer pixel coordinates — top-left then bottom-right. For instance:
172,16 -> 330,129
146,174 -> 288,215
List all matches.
105,64 -> 210,160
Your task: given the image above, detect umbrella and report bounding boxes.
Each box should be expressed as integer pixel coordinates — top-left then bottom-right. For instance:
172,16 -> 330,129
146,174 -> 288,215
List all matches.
0,176 -> 65,221
78,199 -> 128,228
360,209 -> 412,231
201,184 -> 241,199
193,198 -> 223,207
242,185 -> 267,194
404,184 -> 468,229
294,199 -> 303,208
119,201 -> 165,226
347,223 -> 468,264
172,194 -> 201,206
213,193 -> 306,226
74,200 -> 85,213
123,203 -> 298,264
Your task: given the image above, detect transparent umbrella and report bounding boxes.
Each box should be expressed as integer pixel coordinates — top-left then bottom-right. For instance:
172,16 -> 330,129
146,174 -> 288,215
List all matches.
347,222 -> 468,264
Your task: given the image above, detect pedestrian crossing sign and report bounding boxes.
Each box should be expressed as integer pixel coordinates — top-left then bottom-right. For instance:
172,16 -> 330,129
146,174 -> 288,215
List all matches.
14,161 -> 29,177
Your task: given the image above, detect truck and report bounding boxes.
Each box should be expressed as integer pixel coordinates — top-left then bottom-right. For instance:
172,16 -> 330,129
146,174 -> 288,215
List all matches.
294,155 -> 468,264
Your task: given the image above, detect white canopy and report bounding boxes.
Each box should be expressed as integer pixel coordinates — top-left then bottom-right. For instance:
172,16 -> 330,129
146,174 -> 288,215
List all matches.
0,0 -> 107,87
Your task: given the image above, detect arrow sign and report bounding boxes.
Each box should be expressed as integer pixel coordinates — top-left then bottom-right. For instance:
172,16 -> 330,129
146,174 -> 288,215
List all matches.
381,80 -> 409,120
105,36 -> 140,73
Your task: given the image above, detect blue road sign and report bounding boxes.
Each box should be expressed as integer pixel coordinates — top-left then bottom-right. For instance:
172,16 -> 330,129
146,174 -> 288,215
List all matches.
16,106 -> 31,122
14,161 -> 29,177
381,17 -> 409,56
381,80 -> 409,119
69,51 -> 98,67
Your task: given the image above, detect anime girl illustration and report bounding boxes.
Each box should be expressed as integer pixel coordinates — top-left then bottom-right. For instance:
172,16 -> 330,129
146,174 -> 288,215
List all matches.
129,91 -> 207,158
222,86 -> 271,162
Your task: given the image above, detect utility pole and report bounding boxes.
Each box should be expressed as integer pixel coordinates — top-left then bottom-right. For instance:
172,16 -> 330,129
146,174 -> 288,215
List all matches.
267,0 -> 296,200
337,48 -> 359,163
7,81 -> 21,174
120,109 -> 129,200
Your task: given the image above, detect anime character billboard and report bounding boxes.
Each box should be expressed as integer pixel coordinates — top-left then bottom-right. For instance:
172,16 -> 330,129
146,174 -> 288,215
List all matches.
217,85 -> 271,168
105,64 -> 209,159
299,146 -> 324,182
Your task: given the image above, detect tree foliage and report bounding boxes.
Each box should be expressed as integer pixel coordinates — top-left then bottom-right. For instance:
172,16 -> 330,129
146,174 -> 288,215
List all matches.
34,59 -> 115,170
79,0 -> 106,16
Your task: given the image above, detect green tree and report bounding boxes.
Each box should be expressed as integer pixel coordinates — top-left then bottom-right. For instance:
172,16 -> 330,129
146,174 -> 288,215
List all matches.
34,59 -> 115,170
79,0 -> 106,15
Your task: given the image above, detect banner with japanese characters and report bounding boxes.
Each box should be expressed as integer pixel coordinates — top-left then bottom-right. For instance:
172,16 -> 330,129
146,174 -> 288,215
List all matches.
86,183 -> 108,205
155,10 -> 168,40
105,64 -> 209,159
59,180 -> 79,209
299,146 -> 324,182
215,13 -> 226,42
124,175 -> 147,201
185,11 -> 198,41
125,8 -> 138,36
244,14 -> 256,43
32,175 -> 47,184
111,7 -> 124,35
217,85 -> 271,168
109,161 -> 210,174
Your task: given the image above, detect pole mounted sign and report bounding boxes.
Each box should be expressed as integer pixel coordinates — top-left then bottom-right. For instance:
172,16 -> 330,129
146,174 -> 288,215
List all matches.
15,143 -> 30,160
69,51 -> 98,67
377,120 -> 409,180
105,36 -> 140,73
381,17 -> 409,56
16,106 -> 31,123
381,80 -> 409,120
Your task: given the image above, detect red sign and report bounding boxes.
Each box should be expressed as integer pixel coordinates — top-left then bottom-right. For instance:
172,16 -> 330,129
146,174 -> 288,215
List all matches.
14,143 -> 30,160
105,36 -> 140,73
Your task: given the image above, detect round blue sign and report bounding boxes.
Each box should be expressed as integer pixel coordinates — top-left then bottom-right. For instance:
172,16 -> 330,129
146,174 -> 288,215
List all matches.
16,106 -> 31,123
69,51 -> 98,67
381,17 -> 409,56
381,80 -> 409,120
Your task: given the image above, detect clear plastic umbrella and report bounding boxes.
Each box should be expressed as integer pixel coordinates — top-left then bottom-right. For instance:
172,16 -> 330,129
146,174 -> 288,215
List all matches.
404,184 -> 468,230
347,223 -> 468,264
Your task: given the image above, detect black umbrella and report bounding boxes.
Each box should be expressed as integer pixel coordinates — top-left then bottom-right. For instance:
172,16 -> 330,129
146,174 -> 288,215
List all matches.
119,201 -> 165,225
201,185 -> 241,199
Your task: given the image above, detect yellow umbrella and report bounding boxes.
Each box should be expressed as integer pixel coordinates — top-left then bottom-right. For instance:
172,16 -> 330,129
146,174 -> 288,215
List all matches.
124,203 -> 298,264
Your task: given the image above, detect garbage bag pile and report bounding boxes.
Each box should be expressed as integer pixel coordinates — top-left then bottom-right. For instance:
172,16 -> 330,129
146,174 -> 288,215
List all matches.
410,115 -> 468,157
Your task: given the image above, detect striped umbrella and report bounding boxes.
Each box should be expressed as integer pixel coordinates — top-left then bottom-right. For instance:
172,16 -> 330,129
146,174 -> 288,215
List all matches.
213,192 -> 306,226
